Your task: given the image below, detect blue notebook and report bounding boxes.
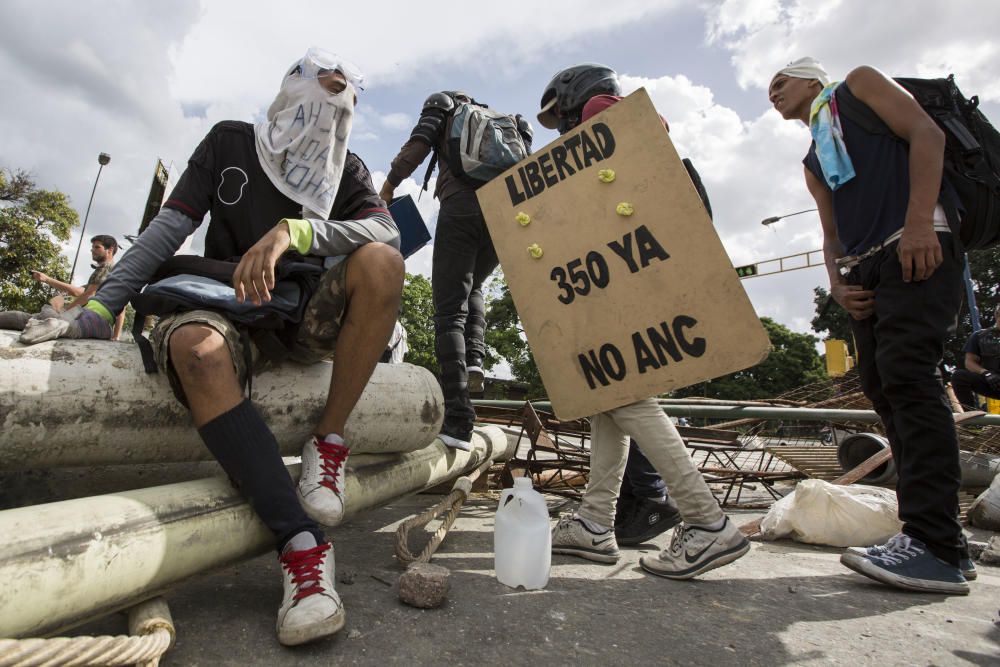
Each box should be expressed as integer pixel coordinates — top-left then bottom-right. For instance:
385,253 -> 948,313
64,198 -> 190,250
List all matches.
389,195 -> 431,259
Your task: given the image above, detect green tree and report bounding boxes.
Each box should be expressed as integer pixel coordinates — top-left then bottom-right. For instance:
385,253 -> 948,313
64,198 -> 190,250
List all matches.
483,274 -> 546,398
673,317 -> 826,399
946,247 -> 1000,370
399,273 -> 437,373
0,169 -> 78,312
810,286 -> 854,355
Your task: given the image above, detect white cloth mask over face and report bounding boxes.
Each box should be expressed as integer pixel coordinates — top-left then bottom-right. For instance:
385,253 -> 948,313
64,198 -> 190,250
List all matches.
255,73 -> 355,220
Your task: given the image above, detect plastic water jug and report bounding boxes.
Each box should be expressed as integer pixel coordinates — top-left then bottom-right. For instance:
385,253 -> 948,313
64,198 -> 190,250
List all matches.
494,477 -> 551,589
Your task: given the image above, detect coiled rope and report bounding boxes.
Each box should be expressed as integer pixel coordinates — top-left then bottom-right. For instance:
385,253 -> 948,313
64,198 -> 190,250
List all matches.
394,459 -> 492,564
0,597 -> 175,667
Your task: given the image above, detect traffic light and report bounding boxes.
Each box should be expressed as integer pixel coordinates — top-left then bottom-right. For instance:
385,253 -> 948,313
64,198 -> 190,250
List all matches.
735,264 -> 758,278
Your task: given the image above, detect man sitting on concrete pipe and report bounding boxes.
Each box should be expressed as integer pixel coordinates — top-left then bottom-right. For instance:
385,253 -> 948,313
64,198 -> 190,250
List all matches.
19,48 -> 403,645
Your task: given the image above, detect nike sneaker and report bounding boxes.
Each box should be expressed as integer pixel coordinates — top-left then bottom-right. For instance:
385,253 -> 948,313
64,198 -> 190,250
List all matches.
551,516 -> 621,563
640,517 -> 750,579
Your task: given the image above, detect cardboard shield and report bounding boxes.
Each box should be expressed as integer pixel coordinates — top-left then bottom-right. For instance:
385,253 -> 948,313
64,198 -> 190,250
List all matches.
477,89 -> 770,420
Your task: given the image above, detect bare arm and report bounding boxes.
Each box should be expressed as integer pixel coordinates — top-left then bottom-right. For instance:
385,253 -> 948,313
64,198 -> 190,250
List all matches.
965,352 -> 988,374
62,282 -> 99,310
806,165 -> 875,320
845,66 -> 945,283
31,272 -> 85,297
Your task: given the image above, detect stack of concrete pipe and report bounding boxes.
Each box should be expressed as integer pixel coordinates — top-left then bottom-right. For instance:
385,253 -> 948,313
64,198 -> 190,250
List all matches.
0,331 -> 515,637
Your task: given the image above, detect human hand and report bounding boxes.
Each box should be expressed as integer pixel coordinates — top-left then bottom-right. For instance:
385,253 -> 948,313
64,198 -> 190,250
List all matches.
30,270 -> 49,285
233,222 -> 291,305
897,225 -> 942,283
379,182 -> 395,205
984,371 -> 1000,392
19,306 -> 111,345
831,283 -> 875,320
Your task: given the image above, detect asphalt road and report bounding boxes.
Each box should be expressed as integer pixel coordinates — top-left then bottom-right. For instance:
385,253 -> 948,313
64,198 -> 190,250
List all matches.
76,495 -> 999,666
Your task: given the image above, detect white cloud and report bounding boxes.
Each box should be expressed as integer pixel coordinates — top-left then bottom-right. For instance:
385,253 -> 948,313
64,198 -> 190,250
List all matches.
168,0 -> 684,103
706,0 -> 1000,106
612,69 -> 830,338
378,112 -> 412,131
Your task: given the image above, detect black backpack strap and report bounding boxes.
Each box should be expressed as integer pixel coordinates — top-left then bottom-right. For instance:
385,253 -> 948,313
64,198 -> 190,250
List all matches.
238,328 -> 254,399
834,83 -> 892,136
131,310 -> 158,374
419,149 -> 438,201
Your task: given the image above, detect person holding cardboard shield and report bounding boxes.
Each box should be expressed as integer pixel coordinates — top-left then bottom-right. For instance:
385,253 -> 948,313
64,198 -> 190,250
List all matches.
537,63 -> 750,579
769,57 -> 970,594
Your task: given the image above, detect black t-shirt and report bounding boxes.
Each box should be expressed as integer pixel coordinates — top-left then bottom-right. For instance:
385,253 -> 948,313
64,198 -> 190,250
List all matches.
164,121 -> 384,261
963,328 -> 1000,373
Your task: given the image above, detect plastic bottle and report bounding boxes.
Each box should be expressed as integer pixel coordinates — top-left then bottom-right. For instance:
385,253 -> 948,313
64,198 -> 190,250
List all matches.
494,476 -> 551,589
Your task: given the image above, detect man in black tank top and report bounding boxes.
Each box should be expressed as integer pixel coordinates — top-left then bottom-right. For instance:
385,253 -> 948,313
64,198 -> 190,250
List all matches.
769,58 -> 971,595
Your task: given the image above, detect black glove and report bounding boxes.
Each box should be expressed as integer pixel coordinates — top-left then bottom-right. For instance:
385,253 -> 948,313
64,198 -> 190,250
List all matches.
984,371 -> 1000,392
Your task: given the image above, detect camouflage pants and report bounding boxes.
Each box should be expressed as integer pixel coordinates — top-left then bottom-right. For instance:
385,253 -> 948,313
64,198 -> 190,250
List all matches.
151,259 -> 350,403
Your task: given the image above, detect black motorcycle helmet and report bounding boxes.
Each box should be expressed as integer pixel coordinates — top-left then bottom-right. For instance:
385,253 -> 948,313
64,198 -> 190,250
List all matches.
537,63 -> 620,134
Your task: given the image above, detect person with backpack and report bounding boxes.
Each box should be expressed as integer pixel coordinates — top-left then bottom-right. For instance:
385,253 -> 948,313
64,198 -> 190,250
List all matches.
537,63 -> 750,579
769,57 -> 974,594
18,47 -> 404,645
380,92 -> 533,451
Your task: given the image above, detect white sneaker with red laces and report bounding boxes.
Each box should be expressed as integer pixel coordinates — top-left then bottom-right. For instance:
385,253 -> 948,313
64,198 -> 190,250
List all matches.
298,435 -> 350,526
277,542 -> 345,646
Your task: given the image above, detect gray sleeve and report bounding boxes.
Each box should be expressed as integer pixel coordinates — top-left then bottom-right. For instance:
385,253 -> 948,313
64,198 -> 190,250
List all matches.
91,207 -> 199,315
309,210 -> 401,256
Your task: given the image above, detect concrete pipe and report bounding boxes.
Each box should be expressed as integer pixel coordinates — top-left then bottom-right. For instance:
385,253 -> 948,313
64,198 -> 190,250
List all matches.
0,425 -> 512,638
837,433 -> 897,485
0,331 -> 443,470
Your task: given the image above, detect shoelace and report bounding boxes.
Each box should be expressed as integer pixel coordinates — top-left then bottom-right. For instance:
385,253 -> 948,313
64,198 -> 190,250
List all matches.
280,543 -> 332,602
865,534 -> 904,556
315,438 -> 349,493
873,535 -> 923,566
668,524 -> 693,556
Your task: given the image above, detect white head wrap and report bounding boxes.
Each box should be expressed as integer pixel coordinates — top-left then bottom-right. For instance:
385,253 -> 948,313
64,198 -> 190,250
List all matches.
771,57 -> 830,86
255,57 -> 355,220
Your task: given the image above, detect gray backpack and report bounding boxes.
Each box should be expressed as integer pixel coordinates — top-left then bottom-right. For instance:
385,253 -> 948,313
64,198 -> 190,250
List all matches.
444,100 -> 531,184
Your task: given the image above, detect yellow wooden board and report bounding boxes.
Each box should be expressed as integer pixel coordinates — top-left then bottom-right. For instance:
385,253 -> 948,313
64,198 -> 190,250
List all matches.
477,89 -> 770,420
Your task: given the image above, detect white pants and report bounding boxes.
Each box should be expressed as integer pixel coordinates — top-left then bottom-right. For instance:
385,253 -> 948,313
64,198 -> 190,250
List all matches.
579,397 -> 724,528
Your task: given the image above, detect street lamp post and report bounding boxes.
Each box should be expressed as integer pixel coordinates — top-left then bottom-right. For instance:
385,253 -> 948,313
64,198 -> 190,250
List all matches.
761,208 -> 817,226
70,152 -> 111,284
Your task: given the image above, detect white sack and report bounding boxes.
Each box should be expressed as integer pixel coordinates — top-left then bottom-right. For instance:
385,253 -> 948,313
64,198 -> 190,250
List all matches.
759,479 -> 901,547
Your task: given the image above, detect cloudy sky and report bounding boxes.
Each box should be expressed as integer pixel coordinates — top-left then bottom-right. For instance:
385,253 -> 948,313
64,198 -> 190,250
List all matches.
2,0 -> 998,340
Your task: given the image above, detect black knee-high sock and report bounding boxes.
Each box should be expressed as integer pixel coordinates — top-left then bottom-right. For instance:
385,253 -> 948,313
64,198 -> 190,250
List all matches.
197,399 -> 323,551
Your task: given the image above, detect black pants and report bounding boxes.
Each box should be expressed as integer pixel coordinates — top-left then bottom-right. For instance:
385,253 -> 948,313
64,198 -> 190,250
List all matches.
432,191 -> 498,440
951,368 -> 1000,410
847,233 -> 964,566
621,440 -> 668,499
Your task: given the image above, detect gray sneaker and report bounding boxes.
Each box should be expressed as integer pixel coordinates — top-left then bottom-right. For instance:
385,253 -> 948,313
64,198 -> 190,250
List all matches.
551,516 -> 621,563
841,533 -> 970,594
846,535 -> 977,581
640,518 -> 750,579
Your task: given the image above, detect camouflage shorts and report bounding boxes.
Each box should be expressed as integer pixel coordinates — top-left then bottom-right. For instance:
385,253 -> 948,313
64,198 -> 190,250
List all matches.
150,259 -> 350,404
